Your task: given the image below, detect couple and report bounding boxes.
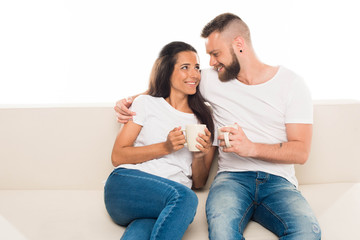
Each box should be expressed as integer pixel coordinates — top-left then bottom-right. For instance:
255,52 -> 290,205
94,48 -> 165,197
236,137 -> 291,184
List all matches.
105,13 -> 321,240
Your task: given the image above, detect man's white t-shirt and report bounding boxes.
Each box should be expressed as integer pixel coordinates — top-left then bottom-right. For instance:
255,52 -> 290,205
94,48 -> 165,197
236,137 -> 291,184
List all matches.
118,95 -> 199,188
200,66 -> 313,187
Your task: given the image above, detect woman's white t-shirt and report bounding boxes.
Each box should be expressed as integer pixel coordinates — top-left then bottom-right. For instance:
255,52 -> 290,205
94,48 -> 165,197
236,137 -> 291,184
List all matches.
118,95 -> 199,188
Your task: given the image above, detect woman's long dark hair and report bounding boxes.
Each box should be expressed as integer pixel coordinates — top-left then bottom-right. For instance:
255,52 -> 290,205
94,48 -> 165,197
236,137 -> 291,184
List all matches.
147,41 -> 214,141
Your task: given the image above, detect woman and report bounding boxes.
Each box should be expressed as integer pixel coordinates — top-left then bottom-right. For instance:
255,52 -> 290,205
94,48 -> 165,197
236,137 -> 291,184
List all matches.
104,41 -> 216,240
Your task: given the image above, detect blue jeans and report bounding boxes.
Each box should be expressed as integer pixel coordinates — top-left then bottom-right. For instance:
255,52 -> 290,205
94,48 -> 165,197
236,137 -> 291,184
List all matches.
104,168 -> 198,240
206,171 -> 321,240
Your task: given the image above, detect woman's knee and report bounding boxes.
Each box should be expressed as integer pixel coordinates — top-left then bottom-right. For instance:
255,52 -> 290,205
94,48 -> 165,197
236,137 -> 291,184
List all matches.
175,185 -> 198,213
121,219 -> 156,240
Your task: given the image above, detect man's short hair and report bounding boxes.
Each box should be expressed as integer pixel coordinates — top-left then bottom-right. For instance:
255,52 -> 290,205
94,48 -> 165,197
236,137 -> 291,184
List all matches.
201,13 -> 250,42
201,13 -> 241,37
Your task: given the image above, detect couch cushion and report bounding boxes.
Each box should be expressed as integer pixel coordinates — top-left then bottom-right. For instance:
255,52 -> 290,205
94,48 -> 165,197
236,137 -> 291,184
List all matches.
298,182 -> 360,240
0,215 -> 27,240
1,183 -> 359,239
0,190 -> 123,240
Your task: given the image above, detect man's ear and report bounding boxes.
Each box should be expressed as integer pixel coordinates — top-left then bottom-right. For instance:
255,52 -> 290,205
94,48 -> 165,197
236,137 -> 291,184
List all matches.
233,36 -> 245,52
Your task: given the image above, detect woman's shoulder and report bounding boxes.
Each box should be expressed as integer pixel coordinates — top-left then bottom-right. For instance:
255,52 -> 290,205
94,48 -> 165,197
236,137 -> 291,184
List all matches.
133,95 -> 156,104
132,95 -> 165,109
130,95 -> 163,123
135,95 -> 162,101
134,94 -> 149,101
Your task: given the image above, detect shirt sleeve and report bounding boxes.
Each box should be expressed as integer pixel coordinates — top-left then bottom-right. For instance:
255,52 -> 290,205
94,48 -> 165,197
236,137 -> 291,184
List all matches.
285,77 -> 313,124
130,95 -> 147,126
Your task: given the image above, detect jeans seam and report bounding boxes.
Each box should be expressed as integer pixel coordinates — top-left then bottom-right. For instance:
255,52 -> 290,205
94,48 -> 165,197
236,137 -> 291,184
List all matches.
238,202 -> 254,234
260,202 -> 288,235
152,191 -> 180,239
112,170 -> 181,239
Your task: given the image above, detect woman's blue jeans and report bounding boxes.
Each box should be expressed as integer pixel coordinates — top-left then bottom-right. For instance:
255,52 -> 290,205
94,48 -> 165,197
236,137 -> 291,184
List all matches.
206,171 -> 321,240
104,168 -> 198,240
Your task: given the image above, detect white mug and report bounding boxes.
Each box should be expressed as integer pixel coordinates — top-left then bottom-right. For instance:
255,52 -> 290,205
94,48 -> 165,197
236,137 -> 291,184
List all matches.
218,124 -> 238,148
182,124 -> 206,152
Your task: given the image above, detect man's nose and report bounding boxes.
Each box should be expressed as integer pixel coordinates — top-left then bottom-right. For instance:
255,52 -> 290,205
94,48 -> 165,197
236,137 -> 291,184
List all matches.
209,55 -> 218,67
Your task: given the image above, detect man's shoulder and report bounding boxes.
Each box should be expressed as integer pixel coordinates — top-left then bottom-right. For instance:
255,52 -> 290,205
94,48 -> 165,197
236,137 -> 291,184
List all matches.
201,68 -> 218,80
278,66 -> 303,81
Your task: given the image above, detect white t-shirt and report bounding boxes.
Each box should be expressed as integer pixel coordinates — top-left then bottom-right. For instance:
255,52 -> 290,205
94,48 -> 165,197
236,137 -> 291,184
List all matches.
118,95 -> 199,188
200,66 -> 313,187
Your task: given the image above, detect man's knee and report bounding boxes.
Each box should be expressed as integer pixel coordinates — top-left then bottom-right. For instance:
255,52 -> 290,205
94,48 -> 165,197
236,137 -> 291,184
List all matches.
284,218 -> 321,240
205,190 -> 248,240
299,221 -> 321,240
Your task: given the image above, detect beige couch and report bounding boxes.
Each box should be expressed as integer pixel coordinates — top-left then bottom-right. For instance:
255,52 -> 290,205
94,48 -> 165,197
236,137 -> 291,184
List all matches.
1,100 -> 360,240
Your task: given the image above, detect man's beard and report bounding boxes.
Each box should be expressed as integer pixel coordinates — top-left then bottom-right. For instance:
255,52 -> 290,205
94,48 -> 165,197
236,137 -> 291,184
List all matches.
218,51 -> 240,82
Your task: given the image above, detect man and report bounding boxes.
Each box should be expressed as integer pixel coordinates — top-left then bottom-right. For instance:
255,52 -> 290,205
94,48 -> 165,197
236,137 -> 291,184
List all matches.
115,13 -> 321,240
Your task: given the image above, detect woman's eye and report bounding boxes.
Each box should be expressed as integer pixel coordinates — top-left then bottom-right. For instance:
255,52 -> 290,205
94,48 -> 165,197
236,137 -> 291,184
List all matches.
181,66 -> 188,70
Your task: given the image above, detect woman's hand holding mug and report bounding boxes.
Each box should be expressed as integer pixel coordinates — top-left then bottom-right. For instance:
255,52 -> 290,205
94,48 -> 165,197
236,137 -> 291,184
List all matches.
165,127 -> 186,153
192,127 -> 212,159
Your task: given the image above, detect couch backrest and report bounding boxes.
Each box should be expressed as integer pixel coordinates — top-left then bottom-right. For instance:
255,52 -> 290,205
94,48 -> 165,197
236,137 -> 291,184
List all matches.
0,105 -> 118,190
295,100 -> 360,184
1,100 -> 359,190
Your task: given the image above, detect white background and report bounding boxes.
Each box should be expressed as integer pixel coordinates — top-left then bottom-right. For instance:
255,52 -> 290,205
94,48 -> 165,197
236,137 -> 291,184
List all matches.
1,0 -> 359,105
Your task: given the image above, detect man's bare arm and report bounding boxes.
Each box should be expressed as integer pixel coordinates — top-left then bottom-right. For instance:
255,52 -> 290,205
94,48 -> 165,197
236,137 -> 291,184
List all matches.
220,123 -> 312,165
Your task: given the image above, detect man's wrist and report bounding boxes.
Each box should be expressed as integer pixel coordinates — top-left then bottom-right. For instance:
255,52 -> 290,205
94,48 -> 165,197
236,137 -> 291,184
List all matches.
248,142 -> 258,158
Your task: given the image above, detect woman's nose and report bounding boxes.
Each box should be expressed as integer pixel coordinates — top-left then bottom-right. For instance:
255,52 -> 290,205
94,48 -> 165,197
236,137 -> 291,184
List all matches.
190,68 -> 200,78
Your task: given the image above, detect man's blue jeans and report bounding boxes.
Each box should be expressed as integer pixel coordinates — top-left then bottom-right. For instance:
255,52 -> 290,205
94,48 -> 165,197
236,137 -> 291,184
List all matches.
104,168 -> 198,240
206,171 -> 321,240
